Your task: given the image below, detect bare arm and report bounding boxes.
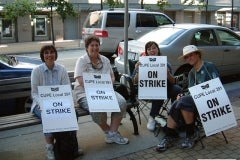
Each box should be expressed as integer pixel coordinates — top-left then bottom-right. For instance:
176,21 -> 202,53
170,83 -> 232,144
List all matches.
75,76 -> 84,87
167,68 -> 176,84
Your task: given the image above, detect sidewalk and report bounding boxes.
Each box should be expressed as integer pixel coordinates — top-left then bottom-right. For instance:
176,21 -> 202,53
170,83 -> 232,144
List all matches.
0,41 -> 240,159
0,39 -> 83,55
0,82 -> 240,160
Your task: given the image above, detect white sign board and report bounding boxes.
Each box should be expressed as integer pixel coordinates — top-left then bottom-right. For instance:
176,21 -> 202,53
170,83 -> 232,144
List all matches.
188,78 -> 237,136
138,56 -> 167,99
83,73 -> 120,112
38,85 -> 79,133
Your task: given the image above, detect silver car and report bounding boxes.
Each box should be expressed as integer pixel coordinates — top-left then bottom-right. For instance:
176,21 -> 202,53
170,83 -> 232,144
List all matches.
82,8 -> 174,57
115,24 -> 240,77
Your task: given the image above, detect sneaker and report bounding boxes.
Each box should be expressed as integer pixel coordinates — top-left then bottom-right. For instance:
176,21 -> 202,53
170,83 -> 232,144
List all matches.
147,117 -> 156,131
105,131 -> 129,145
181,131 -> 199,149
46,144 -> 55,160
156,136 -> 175,152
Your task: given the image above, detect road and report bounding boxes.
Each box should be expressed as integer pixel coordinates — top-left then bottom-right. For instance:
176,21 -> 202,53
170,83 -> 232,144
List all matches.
20,49 -> 85,71
22,49 -> 239,84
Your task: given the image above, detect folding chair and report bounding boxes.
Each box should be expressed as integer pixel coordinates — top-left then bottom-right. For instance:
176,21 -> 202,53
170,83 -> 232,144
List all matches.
195,114 -> 228,149
119,73 -> 142,125
127,59 -> 171,125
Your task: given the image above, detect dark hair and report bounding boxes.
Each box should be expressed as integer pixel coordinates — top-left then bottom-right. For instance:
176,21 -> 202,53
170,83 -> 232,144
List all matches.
40,45 -> 58,62
85,35 -> 100,49
145,41 -> 161,56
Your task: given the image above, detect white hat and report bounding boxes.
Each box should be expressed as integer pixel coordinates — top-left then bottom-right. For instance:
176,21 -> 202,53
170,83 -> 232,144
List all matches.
178,45 -> 203,61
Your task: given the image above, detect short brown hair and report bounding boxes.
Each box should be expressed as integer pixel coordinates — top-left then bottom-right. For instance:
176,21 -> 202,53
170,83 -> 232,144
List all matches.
40,45 -> 58,62
84,35 -> 100,49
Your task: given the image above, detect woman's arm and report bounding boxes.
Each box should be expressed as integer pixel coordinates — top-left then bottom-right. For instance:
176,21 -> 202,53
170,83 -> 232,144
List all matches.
167,68 -> 176,84
75,76 -> 84,87
31,67 -> 41,107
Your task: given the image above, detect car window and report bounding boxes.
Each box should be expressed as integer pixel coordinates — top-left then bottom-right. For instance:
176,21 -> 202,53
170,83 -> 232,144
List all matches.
216,29 -> 240,46
137,27 -> 185,45
192,30 -> 217,46
84,12 -> 102,28
154,14 -> 173,26
136,13 -> 172,27
106,13 -> 129,27
136,14 -> 158,27
0,55 -> 15,66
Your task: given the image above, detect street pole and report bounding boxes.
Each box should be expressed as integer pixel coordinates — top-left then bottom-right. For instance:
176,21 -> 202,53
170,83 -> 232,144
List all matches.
50,0 -> 55,46
231,0 -> 234,28
123,0 -> 129,74
205,0 -> 208,24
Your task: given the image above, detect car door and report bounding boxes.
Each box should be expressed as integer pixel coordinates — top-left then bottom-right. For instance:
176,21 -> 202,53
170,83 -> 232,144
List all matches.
192,29 -> 224,71
215,28 -> 240,76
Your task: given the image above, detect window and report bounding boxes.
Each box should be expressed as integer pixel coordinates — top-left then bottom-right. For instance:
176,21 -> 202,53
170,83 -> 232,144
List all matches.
34,16 -> 47,36
0,19 -> 14,39
216,29 -> 240,46
193,30 -> 217,46
106,13 -> 129,27
136,14 -> 157,27
136,13 -> 172,27
154,14 -> 173,26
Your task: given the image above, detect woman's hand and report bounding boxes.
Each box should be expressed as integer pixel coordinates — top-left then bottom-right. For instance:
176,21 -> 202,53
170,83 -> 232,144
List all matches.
135,61 -> 142,72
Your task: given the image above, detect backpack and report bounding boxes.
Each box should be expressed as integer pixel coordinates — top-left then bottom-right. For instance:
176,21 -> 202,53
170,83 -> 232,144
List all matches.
53,131 -> 79,160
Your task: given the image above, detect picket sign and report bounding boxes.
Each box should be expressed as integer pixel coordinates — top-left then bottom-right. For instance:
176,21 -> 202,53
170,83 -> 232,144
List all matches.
83,72 -> 120,112
138,56 -> 167,100
38,85 -> 79,133
188,78 -> 237,136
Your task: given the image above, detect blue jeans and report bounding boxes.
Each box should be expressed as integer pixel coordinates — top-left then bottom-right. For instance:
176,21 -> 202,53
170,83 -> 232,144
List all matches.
150,84 -> 182,118
33,106 -> 53,137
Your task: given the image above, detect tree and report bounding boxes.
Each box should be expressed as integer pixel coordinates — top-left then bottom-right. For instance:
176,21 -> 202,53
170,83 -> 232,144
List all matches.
4,0 -> 37,20
104,0 -> 124,8
140,0 -> 144,9
182,0 -> 208,23
182,0 -> 206,10
156,0 -> 171,12
43,0 -> 77,23
3,0 -> 37,42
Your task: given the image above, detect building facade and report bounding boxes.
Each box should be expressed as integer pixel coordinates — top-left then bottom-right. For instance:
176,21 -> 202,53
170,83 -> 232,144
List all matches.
0,0 -> 240,44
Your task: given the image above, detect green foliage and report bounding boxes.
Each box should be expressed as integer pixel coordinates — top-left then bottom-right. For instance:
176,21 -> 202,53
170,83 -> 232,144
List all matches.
4,0 -> 37,20
157,0 -> 171,11
104,0 -> 124,8
182,0 -> 207,10
43,0 -> 77,22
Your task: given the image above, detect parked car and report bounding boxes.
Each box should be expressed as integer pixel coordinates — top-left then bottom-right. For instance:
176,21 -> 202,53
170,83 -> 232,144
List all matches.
82,8 -> 174,57
0,54 -> 42,116
115,24 -> 240,78
0,54 -> 42,80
